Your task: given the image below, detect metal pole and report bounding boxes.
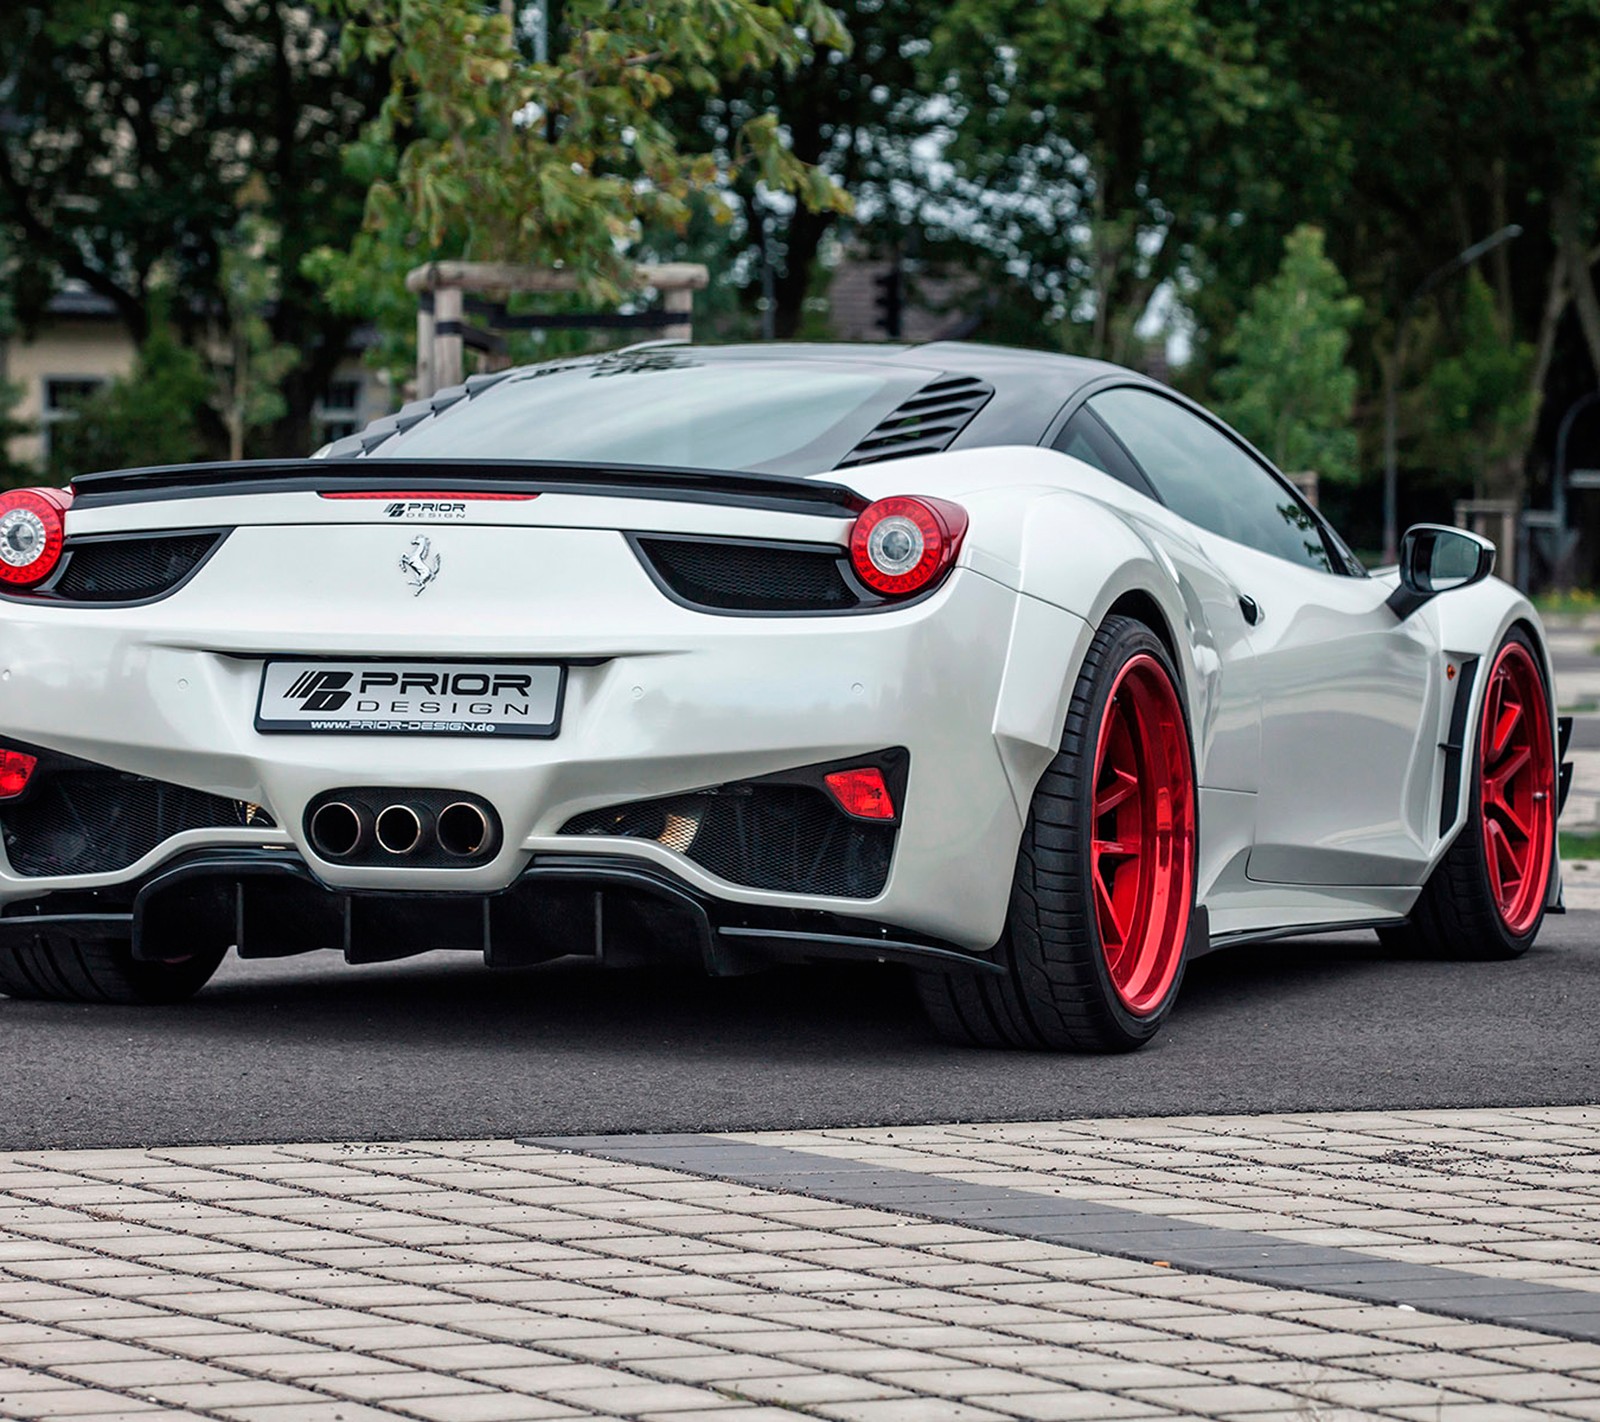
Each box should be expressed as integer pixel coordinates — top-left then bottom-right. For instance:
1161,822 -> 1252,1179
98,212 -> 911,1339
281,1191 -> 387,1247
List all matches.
1382,350 -> 1400,564
1553,390 -> 1600,532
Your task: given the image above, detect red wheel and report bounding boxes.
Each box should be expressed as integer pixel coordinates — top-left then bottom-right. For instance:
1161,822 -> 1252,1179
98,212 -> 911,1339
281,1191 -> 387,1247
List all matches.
1091,654 -> 1196,1015
916,616 -> 1198,1051
1478,639 -> 1556,936
1390,625 -> 1556,960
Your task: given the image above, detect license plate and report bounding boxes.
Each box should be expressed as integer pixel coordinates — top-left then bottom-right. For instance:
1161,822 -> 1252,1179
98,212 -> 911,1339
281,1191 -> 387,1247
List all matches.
255,660 -> 564,737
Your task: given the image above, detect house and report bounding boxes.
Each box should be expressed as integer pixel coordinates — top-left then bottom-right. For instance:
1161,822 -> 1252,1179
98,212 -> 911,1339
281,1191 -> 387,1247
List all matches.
1,286 -> 390,470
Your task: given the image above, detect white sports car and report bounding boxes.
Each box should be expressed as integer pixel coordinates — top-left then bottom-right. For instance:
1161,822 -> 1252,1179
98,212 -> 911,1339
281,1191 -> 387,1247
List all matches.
0,342 -> 1570,1050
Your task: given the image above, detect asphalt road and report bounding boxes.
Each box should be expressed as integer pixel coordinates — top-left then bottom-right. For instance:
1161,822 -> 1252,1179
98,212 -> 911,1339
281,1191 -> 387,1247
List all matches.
1,913 -> 1597,1151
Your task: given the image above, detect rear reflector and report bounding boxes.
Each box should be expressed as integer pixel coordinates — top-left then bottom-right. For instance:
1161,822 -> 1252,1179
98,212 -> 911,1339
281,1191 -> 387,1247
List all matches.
0,750 -> 38,800
824,767 -> 896,821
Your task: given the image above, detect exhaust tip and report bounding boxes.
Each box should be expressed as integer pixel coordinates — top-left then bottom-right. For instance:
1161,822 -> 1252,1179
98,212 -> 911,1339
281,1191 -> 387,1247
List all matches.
309,801 -> 364,859
437,801 -> 492,858
375,804 -> 424,856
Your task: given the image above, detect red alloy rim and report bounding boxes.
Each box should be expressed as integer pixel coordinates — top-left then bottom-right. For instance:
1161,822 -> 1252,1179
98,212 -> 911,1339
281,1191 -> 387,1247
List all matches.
1479,641 -> 1556,936
1090,654 -> 1196,1015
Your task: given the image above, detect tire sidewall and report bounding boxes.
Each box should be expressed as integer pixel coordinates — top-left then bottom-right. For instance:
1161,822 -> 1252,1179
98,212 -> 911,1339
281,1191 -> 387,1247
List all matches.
1069,619 -> 1197,1043
1468,625 -> 1556,955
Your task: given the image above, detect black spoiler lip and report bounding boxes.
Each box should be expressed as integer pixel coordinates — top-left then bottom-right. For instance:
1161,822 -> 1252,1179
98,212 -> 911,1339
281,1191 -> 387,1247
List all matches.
68,457 -> 869,518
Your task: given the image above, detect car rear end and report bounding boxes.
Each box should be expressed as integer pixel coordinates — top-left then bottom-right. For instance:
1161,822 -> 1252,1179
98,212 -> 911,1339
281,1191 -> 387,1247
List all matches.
0,437 -> 1035,980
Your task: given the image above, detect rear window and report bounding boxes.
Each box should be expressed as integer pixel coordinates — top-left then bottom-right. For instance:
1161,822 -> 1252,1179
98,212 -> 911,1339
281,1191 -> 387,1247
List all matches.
381,354 -> 901,474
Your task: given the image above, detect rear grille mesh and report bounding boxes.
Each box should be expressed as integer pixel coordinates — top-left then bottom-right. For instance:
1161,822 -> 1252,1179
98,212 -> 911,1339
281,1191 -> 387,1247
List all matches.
561,783 -> 894,899
1,764 -> 272,878
635,537 -> 861,613
836,375 -> 993,468
52,533 -> 222,602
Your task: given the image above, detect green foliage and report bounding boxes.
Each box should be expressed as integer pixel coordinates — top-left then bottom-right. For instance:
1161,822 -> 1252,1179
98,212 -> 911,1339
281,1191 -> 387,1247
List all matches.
1212,226 -> 1362,483
1421,274 -> 1536,499
48,320 -> 209,480
0,3 -> 384,452
0,242 -> 36,488
213,211 -> 300,462
312,0 -> 854,350
0,381 -> 35,490
671,0 -> 946,338
924,0 -> 1331,362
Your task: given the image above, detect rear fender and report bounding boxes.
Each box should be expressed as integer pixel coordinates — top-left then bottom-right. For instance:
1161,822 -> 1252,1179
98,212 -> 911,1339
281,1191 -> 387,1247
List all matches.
985,490 -> 1208,814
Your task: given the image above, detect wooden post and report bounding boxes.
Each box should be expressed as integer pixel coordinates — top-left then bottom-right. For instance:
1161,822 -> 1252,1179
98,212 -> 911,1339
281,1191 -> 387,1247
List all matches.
415,295 -> 436,400
406,262 -> 708,396
661,286 -> 694,342
432,286 -> 464,392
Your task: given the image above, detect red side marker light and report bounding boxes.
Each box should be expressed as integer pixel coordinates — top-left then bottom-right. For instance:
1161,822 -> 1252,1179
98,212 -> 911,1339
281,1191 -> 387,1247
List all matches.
0,750 -> 38,800
0,487 -> 71,588
824,767 -> 896,821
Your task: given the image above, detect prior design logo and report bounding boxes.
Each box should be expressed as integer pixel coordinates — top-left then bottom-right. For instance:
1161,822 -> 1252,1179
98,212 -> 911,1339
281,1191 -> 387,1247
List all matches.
283,669 -> 353,712
399,535 -> 441,595
384,501 -> 467,519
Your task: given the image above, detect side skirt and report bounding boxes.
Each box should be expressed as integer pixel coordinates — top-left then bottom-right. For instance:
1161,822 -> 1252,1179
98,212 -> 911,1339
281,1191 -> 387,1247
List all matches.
1202,916 -> 1407,954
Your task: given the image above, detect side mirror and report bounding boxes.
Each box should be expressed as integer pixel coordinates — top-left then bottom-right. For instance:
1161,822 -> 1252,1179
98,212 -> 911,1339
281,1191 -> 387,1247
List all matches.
1387,523 -> 1496,619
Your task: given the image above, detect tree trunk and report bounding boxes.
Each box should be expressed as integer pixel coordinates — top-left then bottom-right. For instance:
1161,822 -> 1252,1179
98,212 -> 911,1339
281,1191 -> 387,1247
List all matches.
1554,183 -> 1600,383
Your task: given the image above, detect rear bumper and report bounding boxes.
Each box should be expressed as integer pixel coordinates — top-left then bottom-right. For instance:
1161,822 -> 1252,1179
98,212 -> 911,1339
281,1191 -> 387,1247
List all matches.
0,848 -> 1002,979
0,532 -> 1093,947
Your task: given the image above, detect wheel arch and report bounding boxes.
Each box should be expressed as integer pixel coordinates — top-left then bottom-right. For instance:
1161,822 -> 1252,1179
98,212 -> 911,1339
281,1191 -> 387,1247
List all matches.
1426,587 -> 1559,875
1102,588 -> 1181,686
990,491 -> 1202,835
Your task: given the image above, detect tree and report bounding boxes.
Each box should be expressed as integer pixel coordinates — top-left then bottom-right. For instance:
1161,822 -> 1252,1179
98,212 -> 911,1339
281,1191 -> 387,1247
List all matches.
1213,226 -> 1362,483
312,0 -> 853,347
1422,273 -> 1536,500
666,0 -> 945,338
0,239 -> 35,487
48,317 -> 209,479
212,209 -> 299,464
0,2 -> 385,454
921,0 -> 1336,363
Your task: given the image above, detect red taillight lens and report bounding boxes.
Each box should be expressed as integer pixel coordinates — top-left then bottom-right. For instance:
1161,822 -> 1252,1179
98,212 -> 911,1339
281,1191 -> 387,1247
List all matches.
824,767 -> 896,821
0,750 -> 38,800
848,496 -> 968,597
0,488 -> 70,588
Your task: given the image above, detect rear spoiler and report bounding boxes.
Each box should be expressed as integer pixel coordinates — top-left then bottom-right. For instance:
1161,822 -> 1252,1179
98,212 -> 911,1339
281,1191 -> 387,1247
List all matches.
68,458 -> 869,519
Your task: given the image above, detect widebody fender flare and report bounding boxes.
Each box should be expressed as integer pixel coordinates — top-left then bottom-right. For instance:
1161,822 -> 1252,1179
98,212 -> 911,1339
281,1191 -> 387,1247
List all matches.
974,487 -> 1211,816
1419,577 -> 1560,898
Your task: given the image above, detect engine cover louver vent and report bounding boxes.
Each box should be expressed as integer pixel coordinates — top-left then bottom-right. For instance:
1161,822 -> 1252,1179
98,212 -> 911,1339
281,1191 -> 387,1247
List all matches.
835,375 -> 994,469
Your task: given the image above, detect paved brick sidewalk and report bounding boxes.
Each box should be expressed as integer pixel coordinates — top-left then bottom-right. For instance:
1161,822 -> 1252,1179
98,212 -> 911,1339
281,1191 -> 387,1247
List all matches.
3,1108 -> 1600,1421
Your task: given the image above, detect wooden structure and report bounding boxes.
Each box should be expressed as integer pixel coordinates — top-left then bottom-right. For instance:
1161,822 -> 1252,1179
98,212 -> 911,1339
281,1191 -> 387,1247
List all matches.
405,261 -> 710,400
1455,497 -> 1518,585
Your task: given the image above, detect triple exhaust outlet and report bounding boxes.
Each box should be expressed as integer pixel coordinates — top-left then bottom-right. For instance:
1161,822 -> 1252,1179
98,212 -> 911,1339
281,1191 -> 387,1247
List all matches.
306,791 -> 499,865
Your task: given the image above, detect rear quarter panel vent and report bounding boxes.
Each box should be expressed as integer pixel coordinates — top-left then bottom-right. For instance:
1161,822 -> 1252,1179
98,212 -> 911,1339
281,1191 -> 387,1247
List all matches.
836,375 -> 993,469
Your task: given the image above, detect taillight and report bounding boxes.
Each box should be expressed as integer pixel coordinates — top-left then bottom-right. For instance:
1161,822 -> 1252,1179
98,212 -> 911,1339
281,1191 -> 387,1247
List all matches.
824,767 -> 897,821
0,488 -> 70,588
848,496 -> 968,597
0,750 -> 37,799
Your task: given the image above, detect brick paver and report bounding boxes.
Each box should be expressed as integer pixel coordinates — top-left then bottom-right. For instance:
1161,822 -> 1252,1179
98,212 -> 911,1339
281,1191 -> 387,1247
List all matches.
0,1108 -> 1598,1418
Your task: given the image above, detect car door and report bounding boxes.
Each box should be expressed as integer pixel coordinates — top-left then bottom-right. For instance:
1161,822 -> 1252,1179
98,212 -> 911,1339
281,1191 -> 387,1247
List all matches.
1087,386 -> 1446,889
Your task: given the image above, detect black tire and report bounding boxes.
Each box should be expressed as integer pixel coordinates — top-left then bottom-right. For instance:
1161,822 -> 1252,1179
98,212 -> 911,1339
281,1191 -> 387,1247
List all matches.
1387,625 -> 1557,961
0,930 -> 224,1004
917,615 -> 1198,1051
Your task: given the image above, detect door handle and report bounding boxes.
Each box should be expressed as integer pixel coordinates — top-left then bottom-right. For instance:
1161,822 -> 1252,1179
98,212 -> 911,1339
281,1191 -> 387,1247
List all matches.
1239,594 -> 1261,625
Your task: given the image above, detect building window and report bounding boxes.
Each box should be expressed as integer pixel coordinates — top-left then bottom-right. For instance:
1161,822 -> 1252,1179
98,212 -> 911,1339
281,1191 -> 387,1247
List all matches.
321,379 -> 361,411
313,377 -> 368,448
40,377 -> 109,462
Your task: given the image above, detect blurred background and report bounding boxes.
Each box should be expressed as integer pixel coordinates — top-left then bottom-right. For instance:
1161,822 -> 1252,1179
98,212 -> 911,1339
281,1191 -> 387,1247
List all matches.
5,0 -> 1600,592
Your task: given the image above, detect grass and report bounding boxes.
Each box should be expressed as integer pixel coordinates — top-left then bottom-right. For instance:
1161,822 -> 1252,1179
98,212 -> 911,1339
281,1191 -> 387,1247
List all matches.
1562,830 -> 1600,861
1534,587 -> 1600,614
